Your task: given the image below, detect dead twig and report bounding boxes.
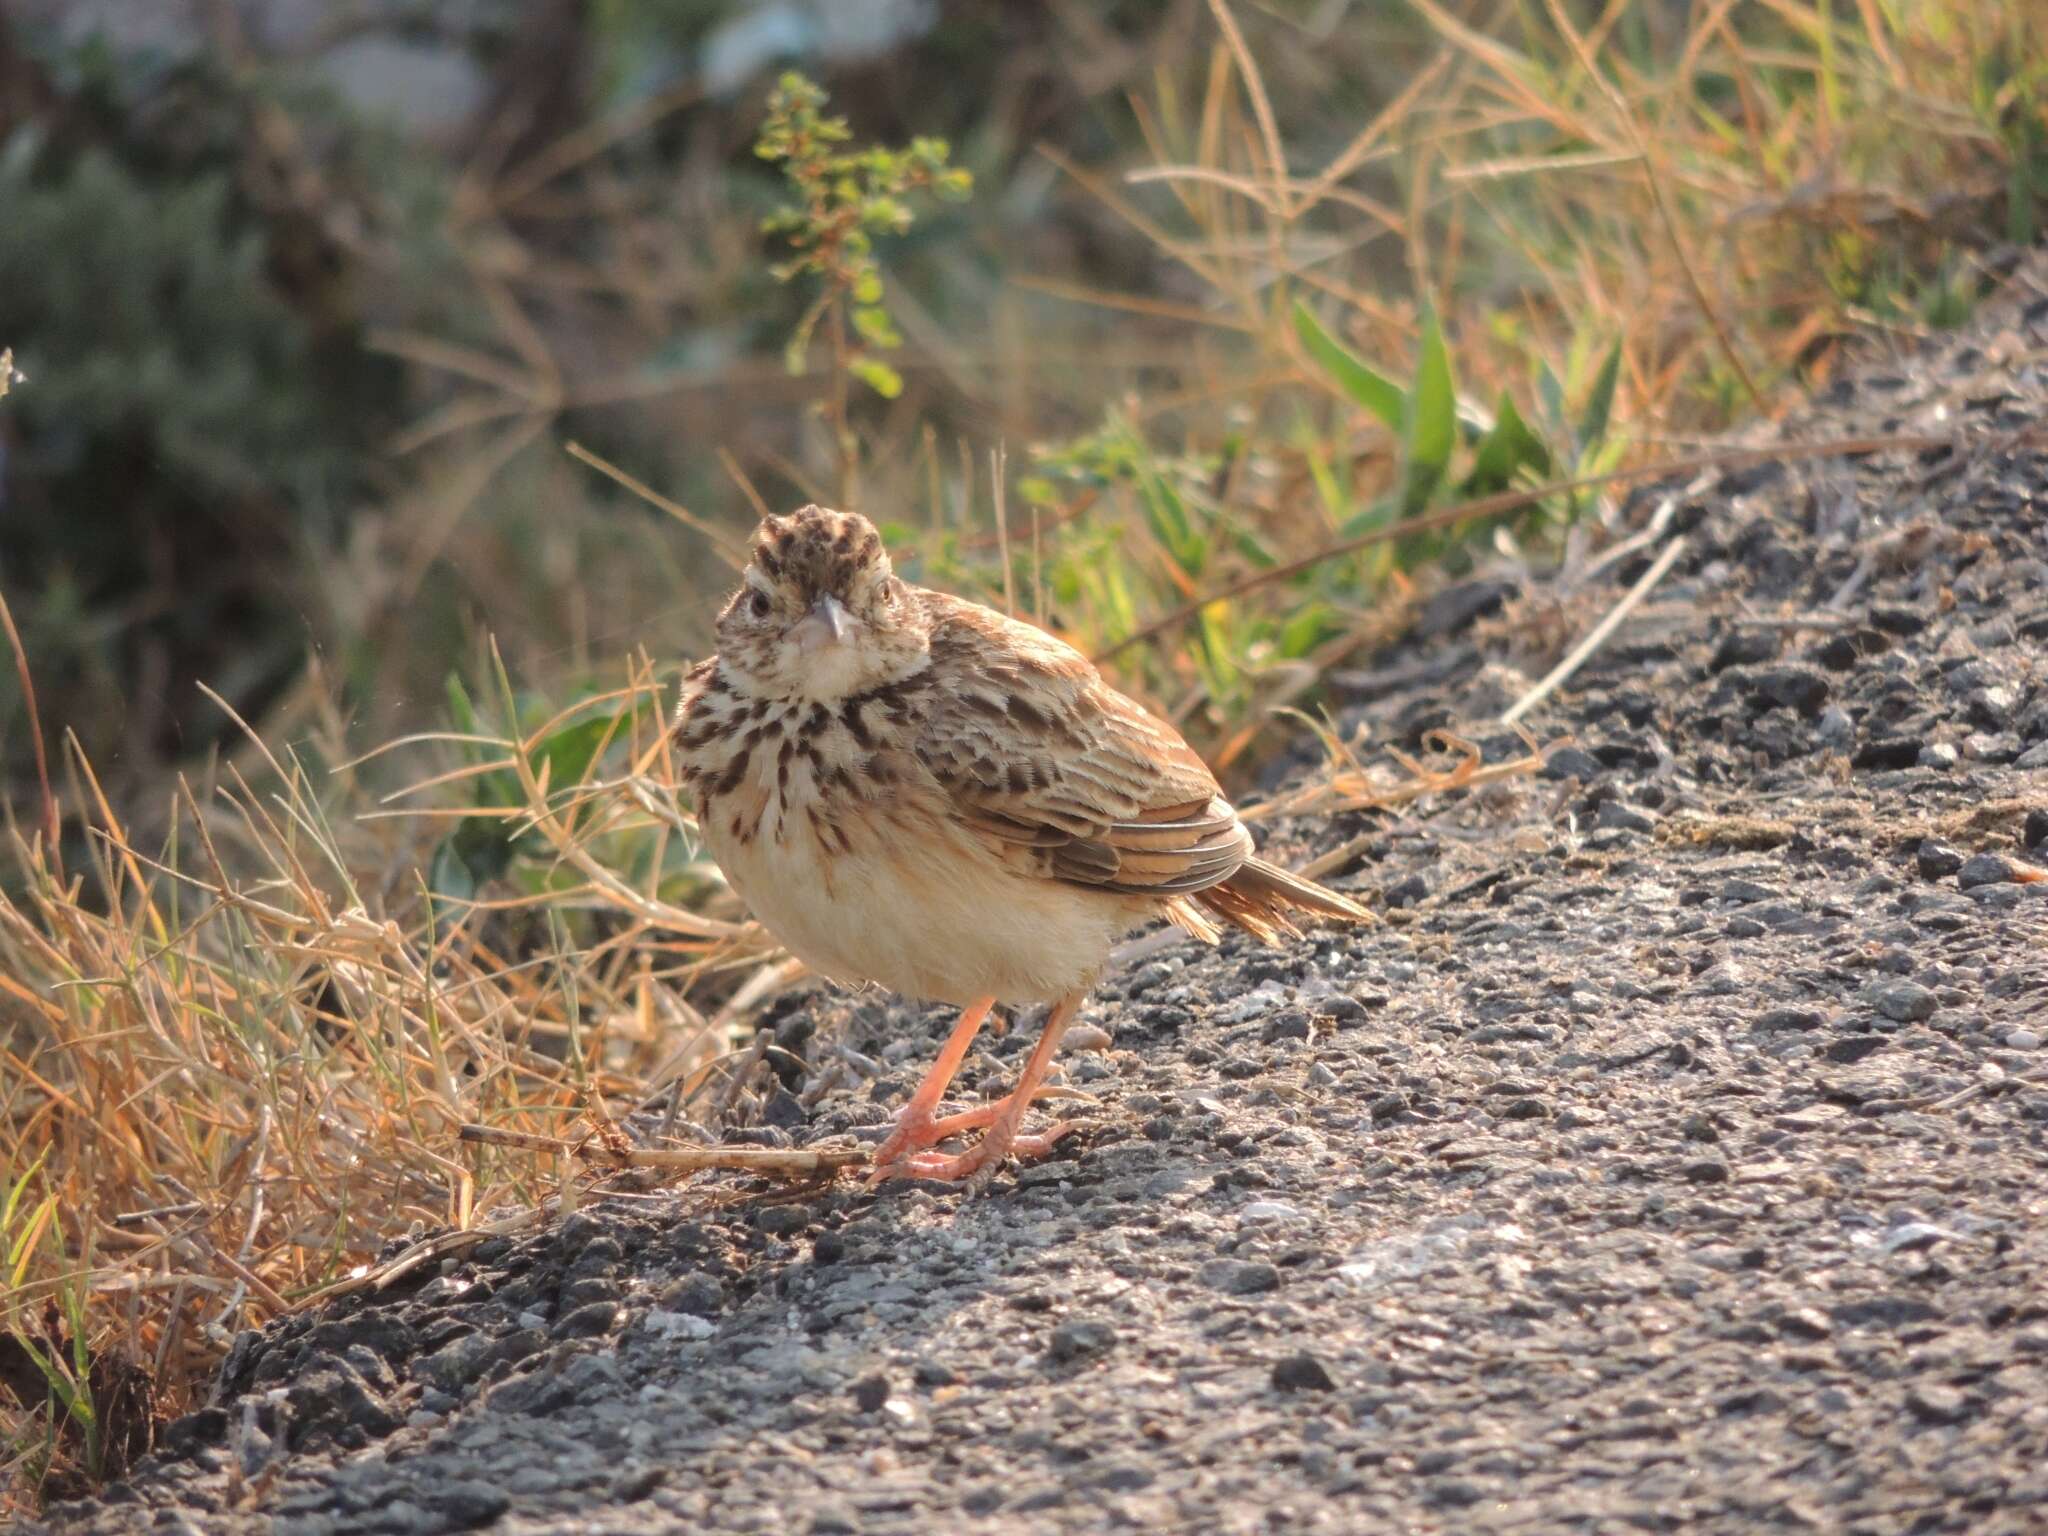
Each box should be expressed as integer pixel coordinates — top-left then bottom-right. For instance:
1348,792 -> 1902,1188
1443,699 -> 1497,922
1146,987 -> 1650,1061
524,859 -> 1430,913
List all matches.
458,1122 -> 867,1176
1503,531 -> 1689,726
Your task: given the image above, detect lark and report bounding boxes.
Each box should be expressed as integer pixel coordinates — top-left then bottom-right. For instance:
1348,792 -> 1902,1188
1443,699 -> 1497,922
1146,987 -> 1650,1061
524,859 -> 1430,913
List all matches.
674,505 -> 1368,1186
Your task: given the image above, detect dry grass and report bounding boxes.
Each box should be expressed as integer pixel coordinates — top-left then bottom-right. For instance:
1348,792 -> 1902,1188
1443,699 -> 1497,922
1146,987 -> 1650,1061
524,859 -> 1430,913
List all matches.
0,645 -> 774,1501
4,0 -> 2043,1510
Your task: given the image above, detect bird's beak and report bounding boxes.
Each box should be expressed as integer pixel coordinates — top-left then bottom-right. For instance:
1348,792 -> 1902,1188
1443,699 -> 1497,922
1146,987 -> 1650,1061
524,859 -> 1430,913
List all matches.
794,593 -> 853,653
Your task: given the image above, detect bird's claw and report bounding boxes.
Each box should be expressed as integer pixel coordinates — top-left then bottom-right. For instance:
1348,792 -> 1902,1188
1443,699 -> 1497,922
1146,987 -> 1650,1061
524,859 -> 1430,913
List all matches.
868,1120 -> 1072,1189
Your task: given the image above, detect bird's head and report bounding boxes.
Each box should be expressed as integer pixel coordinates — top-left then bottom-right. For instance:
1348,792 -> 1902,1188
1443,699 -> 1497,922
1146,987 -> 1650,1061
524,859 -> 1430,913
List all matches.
716,506 -> 931,701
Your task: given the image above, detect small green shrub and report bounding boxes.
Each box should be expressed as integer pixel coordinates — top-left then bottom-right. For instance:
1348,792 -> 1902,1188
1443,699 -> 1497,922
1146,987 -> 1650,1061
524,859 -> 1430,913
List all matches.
754,71 -> 971,498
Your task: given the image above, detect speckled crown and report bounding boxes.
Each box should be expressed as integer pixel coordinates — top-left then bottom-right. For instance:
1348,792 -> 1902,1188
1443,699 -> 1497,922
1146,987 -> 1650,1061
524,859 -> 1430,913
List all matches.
750,505 -> 890,601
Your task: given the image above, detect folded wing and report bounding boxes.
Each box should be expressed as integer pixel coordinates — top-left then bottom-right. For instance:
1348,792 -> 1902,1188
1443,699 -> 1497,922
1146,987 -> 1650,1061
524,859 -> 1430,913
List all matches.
916,595 -> 1254,899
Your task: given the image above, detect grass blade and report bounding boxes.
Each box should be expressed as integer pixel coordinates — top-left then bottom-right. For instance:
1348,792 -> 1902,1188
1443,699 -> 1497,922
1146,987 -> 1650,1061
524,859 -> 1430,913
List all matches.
1293,300 -> 1403,428
1402,301 -> 1457,512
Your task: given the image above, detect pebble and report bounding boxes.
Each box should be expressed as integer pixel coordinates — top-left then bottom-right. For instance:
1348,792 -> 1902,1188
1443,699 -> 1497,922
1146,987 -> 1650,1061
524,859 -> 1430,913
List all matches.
1906,1385 -> 1972,1425
1384,873 -> 1430,909
1738,664 -> 1830,714
1870,604 -> 1929,635
755,1204 -> 813,1237
434,1483 -> 512,1526
1757,1008 -> 1825,1032
1967,684 -> 2017,729
642,1310 -> 715,1342
1712,628 -> 1781,670
1596,801 -> 1658,834
1880,1222 -> 1954,1254
1958,853 -> 2020,889
851,1373 -> 892,1413
1046,1320 -> 1117,1363
2006,1029 -> 2041,1051
552,1301 -> 620,1340
1776,1307 -> 1833,1340
1239,1201 -> 1305,1223
1542,746 -> 1605,782
1917,742 -> 1961,769
1853,736 -> 1921,770
1864,980 -> 1936,1024
1967,732 -> 2023,763
1916,840 -> 1964,880
660,1274 -> 724,1318
2024,809 -> 2048,850
1271,1351 -> 1338,1392
1720,878 -> 1777,905
1199,1259 -> 1281,1295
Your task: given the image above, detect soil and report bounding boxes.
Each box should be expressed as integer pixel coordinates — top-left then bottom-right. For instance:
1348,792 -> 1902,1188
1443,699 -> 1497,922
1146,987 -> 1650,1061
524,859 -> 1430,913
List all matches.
44,261 -> 2048,1535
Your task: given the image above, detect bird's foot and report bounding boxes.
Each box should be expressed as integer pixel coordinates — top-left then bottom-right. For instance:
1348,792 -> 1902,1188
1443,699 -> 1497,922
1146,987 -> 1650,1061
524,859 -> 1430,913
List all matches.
867,1092 -> 1063,1184
872,1115 -> 1073,1192
867,1099 -> 997,1180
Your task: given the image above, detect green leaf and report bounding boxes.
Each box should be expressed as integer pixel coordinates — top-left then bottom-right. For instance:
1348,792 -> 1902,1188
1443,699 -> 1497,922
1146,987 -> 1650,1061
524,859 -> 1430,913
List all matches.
851,304 -> 903,349
1402,301 -> 1457,512
444,673 -> 481,741
1577,339 -> 1622,454
783,293 -> 830,375
1304,439 -> 1351,525
427,837 -> 476,907
1278,600 -> 1338,658
848,355 -> 903,398
1134,458 -> 1205,576
1464,391 -> 1551,495
1536,359 -> 1568,446
534,704 -> 637,790
8,1193 -> 55,1288
3,1145 -> 51,1236
1292,300 -> 1402,429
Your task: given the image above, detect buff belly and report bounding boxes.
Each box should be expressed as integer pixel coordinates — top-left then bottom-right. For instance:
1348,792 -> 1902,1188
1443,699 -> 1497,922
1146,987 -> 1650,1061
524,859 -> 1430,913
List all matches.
703,804 -> 1138,1007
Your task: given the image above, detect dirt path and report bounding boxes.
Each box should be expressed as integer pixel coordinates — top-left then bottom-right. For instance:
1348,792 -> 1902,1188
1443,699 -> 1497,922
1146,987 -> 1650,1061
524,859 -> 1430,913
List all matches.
46,263 -> 2048,1536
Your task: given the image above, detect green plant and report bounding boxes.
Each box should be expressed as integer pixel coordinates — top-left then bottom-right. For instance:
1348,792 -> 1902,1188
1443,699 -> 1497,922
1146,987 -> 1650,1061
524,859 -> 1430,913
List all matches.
1,1156 -> 149,1499
754,71 -> 972,501
424,664 -> 687,925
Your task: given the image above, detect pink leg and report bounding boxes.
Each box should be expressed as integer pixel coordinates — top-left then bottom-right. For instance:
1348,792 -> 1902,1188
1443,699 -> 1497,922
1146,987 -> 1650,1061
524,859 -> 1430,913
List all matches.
874,991 -> 1086,1191
866,997 -> 993,1178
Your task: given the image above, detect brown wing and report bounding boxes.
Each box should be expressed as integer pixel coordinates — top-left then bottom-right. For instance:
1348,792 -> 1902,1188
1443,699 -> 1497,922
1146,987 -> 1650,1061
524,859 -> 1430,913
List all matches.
913,593 -> 1253,898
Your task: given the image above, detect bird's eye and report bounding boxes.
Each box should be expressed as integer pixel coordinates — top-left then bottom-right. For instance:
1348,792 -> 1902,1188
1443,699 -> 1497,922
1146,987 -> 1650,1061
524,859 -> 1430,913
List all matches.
748,591 -> 770,618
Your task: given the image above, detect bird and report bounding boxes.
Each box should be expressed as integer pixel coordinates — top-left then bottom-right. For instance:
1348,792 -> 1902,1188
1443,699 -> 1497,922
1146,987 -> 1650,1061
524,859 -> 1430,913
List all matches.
672,504 -> 1369,1188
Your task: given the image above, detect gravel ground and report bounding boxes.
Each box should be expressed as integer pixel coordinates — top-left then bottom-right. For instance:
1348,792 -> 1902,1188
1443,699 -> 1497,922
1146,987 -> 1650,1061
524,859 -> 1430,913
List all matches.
46,263 -> 2048,1535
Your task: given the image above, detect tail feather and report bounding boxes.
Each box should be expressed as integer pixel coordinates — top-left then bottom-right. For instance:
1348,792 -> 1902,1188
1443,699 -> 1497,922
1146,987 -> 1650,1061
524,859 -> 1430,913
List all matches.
1189,855 -> 1372,943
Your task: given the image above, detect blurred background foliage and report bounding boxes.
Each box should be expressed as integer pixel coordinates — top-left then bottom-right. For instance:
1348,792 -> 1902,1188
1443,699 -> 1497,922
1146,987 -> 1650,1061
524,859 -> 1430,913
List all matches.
0,0 -> 2043,838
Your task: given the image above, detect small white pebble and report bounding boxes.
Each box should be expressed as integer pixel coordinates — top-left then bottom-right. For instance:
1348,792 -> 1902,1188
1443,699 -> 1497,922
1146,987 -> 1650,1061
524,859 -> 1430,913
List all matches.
642,1309 -> 714,1341
1980,1062 -> 2007,1085
1065,1023 -> 1115,1053
1239,1201 -> 1304,1224
2006,1029 -> 2041,1051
